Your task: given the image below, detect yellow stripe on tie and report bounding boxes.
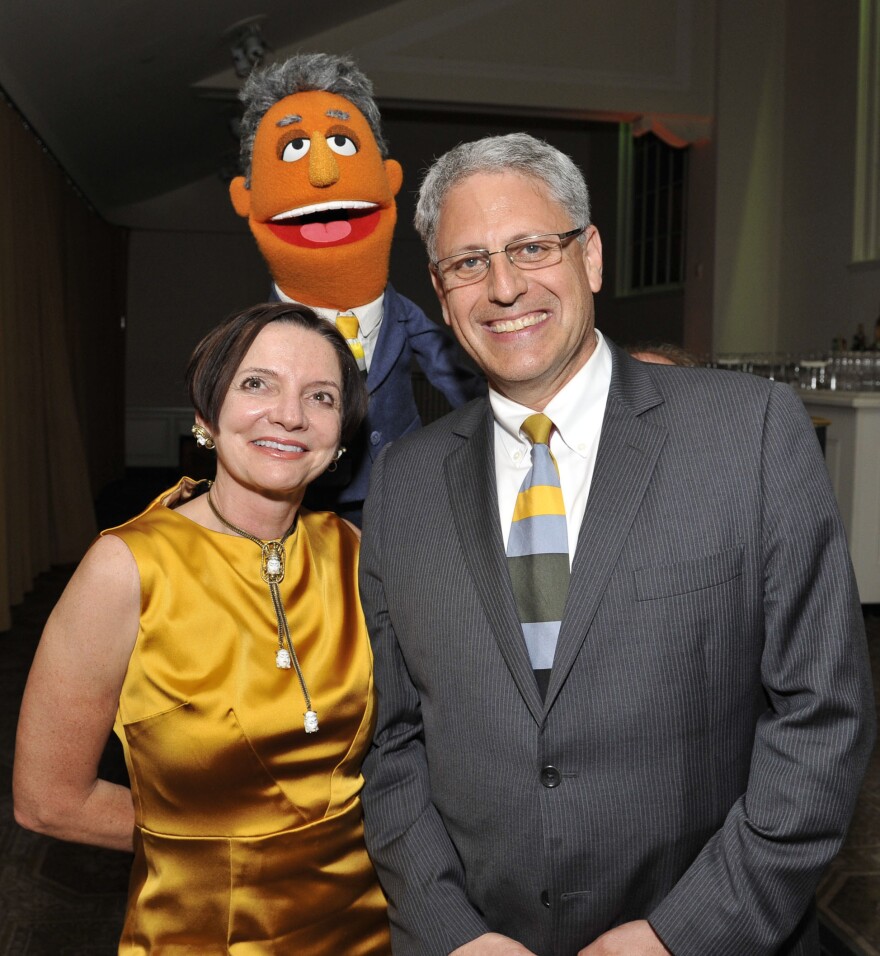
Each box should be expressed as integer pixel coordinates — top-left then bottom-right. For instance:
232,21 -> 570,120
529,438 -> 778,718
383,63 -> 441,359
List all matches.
512,485 -> 566,522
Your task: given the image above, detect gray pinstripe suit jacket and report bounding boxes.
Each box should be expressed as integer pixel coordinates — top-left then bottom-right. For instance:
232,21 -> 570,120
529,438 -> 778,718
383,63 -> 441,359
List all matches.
359,343 -> 875,956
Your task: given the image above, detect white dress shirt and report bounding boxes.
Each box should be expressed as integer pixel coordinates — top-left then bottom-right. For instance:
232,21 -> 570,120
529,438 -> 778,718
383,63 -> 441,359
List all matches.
273,285 -> 384,371
490,329 -> 612,562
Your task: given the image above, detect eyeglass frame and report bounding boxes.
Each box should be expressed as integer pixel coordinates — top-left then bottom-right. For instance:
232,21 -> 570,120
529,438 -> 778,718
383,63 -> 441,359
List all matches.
431,226 -> 587,289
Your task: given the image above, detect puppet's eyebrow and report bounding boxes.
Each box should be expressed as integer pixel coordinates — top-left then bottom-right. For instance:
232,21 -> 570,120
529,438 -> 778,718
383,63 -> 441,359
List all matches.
276,114 -> 303,127
325,108 -> 350,120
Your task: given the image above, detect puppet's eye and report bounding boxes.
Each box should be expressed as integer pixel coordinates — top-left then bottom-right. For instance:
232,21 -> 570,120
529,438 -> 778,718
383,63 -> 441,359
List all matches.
281,138 -> 311,162
326,135 -> 357,156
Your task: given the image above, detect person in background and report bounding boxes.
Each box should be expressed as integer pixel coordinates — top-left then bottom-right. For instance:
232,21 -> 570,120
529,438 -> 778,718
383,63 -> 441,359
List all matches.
358,132 -> 874,956
625,341 -> 699,367
14,303 -> 391,954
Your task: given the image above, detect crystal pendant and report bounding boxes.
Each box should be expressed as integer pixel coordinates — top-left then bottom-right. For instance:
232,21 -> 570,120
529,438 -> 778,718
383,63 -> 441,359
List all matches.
276,648 -> 292,669
304,710 -> 319,733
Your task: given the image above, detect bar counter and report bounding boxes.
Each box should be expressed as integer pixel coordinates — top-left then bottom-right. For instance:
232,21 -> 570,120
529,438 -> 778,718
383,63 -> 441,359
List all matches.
800,390 -> 880,603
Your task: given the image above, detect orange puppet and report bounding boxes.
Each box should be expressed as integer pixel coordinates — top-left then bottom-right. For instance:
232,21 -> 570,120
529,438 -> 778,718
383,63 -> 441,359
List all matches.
230,85 -> 401,309
230,54 -> 483,523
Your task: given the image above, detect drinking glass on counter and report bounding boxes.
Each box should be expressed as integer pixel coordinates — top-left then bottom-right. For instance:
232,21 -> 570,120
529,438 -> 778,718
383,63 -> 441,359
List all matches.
709,351 -> 879,391
827,352 -> 880,391
798,358 -> 829,390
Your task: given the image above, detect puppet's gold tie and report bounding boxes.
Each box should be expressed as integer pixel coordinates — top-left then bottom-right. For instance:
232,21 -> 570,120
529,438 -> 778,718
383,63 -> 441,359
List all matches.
336,313 -> 366,372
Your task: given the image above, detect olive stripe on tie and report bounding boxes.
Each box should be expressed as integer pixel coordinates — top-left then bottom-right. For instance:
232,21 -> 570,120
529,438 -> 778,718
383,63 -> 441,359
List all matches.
506,413 -> 570,697
335,313 -> 366,372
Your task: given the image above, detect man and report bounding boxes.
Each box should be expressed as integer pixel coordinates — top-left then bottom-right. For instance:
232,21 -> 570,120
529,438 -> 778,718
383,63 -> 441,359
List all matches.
359,133 -> 875,955
230,53 -> 483,523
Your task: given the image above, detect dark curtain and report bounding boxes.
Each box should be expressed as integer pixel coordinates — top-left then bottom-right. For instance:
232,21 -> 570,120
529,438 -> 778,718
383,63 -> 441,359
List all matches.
0,97 -> 127,630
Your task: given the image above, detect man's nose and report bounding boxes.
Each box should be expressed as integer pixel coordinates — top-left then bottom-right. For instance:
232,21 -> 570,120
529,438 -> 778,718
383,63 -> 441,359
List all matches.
308,133 -> 340,187
486,253 -> 528,303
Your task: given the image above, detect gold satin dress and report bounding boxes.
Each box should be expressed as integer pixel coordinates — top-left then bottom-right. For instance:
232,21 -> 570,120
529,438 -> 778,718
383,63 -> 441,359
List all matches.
104,480 -> 391,955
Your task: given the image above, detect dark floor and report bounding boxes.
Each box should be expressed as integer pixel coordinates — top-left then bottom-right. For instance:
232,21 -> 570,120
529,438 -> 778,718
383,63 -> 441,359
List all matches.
0,517 -> 878,953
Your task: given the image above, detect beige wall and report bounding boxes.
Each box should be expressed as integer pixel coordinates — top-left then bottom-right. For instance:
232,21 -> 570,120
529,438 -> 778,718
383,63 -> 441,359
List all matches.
779,0 -> 878,352
712,0 -> 786,354
712,0 -> 880,355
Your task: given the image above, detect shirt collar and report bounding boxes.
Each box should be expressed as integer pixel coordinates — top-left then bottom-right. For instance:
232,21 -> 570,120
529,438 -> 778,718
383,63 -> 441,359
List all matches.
490,328 -> 612,459
272,286 -> 384,335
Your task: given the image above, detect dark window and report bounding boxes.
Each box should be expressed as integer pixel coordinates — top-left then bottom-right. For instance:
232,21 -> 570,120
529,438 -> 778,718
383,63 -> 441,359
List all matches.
619,129 -> 688,293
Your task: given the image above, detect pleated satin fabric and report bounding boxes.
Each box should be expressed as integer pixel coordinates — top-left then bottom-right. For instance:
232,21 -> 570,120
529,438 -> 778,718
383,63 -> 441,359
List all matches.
104,479 -> 390,955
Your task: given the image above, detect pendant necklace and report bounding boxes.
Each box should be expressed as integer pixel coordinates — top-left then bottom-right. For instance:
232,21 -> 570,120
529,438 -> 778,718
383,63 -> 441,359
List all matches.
207,487 -> 318,733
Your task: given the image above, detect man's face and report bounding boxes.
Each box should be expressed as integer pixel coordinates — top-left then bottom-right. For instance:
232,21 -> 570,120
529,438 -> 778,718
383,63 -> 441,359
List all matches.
430,171 -> 603,410
229,90 -> 403,309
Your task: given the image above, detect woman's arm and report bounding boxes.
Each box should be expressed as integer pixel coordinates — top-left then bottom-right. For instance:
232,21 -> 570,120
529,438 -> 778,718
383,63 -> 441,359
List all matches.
13,534 -> 141,852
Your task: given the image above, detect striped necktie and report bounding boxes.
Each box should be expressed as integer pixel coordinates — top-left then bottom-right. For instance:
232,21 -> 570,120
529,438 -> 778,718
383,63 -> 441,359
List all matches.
335,313 -> 366,372
506,413 -> 570,697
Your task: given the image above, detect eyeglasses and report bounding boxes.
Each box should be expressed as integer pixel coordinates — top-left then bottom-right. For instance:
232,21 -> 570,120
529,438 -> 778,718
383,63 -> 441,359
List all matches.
433,226 -> 586,289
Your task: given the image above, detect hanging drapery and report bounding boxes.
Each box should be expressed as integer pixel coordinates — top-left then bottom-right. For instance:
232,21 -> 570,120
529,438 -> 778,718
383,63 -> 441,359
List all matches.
0,93 -> 126,631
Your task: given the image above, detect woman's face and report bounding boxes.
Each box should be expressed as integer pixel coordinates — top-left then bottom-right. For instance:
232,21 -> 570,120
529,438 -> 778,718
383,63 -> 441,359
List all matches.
206,322 -> 343,499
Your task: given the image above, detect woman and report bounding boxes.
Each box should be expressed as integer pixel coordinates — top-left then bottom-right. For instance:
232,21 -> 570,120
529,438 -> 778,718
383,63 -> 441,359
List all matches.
14,303 -> 391,953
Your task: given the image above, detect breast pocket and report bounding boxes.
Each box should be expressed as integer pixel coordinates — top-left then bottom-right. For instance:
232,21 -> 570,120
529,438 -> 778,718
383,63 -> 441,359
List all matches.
633,545 -> 744,602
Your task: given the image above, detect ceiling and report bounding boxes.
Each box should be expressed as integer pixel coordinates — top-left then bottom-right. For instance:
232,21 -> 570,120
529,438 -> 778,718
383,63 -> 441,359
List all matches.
0,0 -> 400,213
0,0 -> 712,222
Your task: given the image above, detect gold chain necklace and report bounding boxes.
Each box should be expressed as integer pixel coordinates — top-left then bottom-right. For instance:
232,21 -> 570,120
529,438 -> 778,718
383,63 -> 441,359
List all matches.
207,488 -> 318,733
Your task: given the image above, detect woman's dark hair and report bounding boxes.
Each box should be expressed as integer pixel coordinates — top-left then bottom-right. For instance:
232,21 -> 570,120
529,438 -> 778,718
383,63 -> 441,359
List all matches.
185,303 -> 368,443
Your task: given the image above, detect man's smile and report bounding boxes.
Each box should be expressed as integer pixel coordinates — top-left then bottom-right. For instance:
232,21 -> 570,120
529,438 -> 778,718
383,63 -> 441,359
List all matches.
484,311 -> 550,334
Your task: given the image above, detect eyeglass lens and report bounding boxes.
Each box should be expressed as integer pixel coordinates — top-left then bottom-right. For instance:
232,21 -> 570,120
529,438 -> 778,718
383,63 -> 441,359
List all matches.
440,234 -> 567,285
437,228 -> 586,287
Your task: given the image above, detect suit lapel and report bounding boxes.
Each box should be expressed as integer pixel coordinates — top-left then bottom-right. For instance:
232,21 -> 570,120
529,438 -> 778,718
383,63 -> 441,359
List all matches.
545,347 -> 668,710
365,288 -> 405,394
445,403 -> 546,723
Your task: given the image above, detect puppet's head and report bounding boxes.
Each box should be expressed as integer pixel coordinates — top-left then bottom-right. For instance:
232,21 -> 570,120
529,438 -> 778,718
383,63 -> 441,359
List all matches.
230,54 -> 403,311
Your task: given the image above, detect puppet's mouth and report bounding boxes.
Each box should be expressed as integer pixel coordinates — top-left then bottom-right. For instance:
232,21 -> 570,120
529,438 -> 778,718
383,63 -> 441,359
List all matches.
266,201 -> 382,248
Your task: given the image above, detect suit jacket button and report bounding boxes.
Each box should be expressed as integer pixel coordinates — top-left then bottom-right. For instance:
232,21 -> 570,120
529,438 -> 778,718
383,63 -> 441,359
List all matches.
540,766 -> 561,788
540,890 -> 551,908
370,431 -> 382,445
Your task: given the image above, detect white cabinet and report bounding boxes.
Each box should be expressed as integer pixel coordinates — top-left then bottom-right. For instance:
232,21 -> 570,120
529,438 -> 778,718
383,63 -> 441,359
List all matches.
800,391 -> 880,603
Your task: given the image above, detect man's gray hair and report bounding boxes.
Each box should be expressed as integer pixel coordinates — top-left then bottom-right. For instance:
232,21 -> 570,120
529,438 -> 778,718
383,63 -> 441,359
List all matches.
414,133 -> 591,261
237,52 -> 388,186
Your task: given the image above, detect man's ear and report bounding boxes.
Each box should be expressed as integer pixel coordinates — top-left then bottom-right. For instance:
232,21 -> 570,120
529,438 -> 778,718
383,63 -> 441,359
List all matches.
429,266 -> 451,327
384,159 -> 403,197
229,177 -> 251,219
583,225 -> 604,293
